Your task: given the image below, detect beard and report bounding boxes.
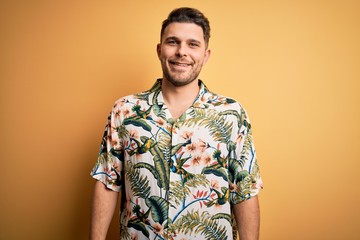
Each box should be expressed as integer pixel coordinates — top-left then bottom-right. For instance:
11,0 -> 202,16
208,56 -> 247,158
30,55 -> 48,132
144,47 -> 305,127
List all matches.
161,58 -> 203,87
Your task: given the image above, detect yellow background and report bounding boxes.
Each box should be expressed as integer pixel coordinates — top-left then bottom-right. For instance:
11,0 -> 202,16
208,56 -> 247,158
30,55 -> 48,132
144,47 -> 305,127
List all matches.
1,0 -> 359,239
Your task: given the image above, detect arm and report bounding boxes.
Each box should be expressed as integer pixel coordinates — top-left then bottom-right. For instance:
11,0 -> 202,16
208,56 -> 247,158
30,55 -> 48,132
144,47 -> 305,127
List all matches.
233,195 -> 260,240
90,181 -> 119,240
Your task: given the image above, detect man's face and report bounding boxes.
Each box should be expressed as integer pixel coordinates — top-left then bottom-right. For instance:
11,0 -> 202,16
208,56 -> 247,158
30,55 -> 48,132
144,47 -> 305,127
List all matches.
157,22 -> 211,87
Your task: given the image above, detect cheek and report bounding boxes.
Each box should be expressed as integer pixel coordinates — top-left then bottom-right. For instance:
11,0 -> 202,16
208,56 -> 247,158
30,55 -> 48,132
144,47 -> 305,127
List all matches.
194,56 -> 206,65
161,47 -> 174,57
191,51 -> 207,62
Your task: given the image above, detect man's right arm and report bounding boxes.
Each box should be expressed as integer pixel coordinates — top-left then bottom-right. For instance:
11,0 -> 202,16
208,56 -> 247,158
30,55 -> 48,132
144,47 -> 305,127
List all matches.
90,181 -> 119,240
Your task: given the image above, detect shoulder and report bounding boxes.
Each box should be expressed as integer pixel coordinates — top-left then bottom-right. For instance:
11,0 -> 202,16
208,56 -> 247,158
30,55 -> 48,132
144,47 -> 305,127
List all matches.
201,90 -> 253,131
112,88 -> 154,110
203,90 -> 247,114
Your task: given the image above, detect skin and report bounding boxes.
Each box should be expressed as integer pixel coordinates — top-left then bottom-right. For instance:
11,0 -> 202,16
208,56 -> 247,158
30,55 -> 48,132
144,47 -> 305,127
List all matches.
233,196 -> 260,240
90,22 -> 260,240
157,22 -> 210,119
90,181 -> 118,240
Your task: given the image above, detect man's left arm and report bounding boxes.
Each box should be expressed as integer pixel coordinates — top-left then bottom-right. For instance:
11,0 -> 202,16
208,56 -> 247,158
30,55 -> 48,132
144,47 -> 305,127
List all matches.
233,195 -> 260,240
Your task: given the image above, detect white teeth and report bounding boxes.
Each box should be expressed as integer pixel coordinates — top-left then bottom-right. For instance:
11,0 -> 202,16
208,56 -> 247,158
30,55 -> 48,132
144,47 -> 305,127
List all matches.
171,62 -> 189,67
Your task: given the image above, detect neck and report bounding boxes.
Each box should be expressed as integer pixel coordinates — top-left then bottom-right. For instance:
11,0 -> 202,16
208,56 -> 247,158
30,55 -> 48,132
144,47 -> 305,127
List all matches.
161,78 -> 200,106
161,78 -> 200,119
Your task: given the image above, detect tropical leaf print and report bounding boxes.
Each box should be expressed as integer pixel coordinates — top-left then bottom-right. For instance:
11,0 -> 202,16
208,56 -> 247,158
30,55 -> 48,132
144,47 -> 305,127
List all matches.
97,152 -> 108,165
206,187 -> 230,207
125,160 -> 151,199
228,158 -> 242,182
209,97 -> 236,106
186,109 -> 233,144
174,210 -> 228,240
169,174 -> 209,206
148,143 -> 170,191
186,174 -> 210,188
202,164 -> 228,182
110,148 -> 123,161
127,218 -> 150,238
236,170 -> 250,182
152,104 -> 166,119
233,173 -> 256,202
250,159 -> 261,177
145,196 -> 169,224
123,117 -> 152,132
219,109 -> 246,130
133,162 -> 162,188
134,90 -> 152,102
129,136 -> 155,155
157,131 -> 171,161
120,224 -> 131,240
240,134 -> 252,163
171,141 -> 191,156
116,125 -> 129,139
211,213 -> 232,223
91,80 -> 262,239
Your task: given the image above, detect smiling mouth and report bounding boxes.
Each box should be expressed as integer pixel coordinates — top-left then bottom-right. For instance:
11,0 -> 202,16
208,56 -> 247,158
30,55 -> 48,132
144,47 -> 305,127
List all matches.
169,60 -> 192,67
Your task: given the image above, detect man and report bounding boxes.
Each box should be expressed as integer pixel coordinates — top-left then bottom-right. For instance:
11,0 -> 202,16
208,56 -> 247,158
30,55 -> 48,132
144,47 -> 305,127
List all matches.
90,7 -> 262,240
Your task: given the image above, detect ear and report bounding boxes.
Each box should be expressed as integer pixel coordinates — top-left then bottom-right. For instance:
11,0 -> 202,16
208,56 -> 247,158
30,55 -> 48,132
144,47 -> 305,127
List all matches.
156,43 -> 161,59
203,48 -> 211,64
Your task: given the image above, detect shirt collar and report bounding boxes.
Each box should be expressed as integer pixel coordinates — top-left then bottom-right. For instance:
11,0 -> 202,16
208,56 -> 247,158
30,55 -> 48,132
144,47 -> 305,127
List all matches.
148,79 -> 210,109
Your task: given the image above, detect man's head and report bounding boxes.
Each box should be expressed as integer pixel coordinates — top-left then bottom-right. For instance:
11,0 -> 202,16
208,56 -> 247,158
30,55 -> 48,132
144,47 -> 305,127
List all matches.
160,7 -> 211,48
157,8 -> 211,87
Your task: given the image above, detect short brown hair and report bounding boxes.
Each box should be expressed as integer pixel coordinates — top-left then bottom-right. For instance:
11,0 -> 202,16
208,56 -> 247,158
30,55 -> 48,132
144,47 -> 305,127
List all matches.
161,7 -> 211,46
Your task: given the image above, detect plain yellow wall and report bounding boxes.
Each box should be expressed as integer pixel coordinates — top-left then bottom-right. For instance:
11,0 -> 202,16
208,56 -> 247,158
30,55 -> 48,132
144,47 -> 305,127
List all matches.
1,0 -> 359,239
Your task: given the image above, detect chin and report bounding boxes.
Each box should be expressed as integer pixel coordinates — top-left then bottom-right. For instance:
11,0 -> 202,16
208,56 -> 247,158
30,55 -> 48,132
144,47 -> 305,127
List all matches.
165,73 -> 199,87
167,78 -> 196,87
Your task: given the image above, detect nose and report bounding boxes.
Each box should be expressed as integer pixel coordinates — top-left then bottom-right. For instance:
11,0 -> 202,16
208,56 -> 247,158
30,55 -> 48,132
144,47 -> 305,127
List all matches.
175,43 -> 187,57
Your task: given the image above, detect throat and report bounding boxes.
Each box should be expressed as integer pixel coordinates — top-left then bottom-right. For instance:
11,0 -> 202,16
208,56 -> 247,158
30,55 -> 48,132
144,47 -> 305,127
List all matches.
161,78 -> 200,120
167,105 -> 188,120
163,93 -> 197,120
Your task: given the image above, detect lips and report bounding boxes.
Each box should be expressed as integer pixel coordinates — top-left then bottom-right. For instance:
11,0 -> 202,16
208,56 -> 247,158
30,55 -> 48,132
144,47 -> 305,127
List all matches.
169,60 -> 192,67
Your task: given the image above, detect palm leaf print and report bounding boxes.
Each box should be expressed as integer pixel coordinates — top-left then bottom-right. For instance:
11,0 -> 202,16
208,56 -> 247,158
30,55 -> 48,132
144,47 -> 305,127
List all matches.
187,109 -> 232,144
219,109 -> 246,130
240,134 -> 252,163
97,152 -> 108,165
134,162 -> 162,189
134,91 -> 151,102
169,174 -> 209,206
211,213 -> 232,224
145,196 -> 169,224
174,210 -> 228,240
116,125 -> 129,139
125,160 -> 150,199
157,131 -> 171,161
250,159 -> 261,177
149,143 -> 170,190
233,174 -> 256,202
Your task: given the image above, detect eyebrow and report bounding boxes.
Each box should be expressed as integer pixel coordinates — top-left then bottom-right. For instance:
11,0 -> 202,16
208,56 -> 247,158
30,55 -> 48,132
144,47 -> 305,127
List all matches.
164,36 -> 202,45
164,36 -> 178,42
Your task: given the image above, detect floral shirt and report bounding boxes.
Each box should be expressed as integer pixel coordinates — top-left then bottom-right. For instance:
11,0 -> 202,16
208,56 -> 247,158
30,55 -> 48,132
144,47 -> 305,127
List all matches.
91,80 -> 263,240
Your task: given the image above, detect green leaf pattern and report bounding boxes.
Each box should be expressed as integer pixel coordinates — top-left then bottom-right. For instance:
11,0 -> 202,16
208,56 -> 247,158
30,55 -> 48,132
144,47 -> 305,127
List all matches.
91,80 -> 263,239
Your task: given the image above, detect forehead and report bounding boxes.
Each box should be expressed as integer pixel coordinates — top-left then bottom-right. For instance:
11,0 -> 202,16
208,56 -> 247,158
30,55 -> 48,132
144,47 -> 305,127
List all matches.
162,22 -> 205,42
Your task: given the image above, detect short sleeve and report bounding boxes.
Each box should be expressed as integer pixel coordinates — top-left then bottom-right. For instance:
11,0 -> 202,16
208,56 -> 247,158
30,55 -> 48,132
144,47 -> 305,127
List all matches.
90,112 -> 124,192
230,109 -> 263,205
